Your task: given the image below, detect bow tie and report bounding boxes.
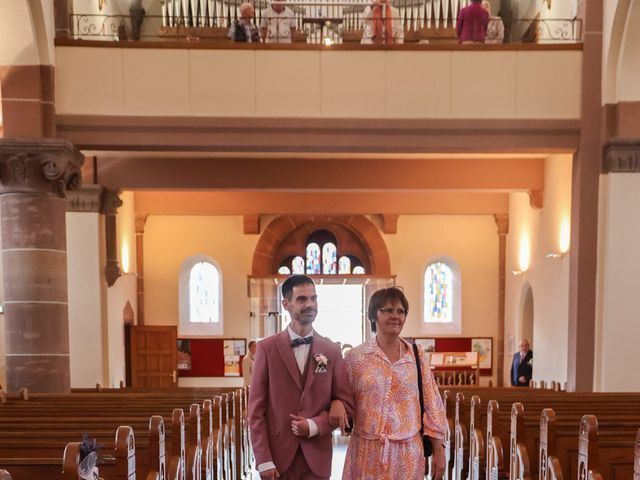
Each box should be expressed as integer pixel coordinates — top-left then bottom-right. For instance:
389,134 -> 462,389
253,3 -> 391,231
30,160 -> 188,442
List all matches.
291,336 -> 313,348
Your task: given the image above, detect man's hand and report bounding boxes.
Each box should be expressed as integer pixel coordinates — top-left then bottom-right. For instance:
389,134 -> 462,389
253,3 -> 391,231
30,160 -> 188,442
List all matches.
429,439 -> 446,480
259,467 -> 280,479
519,375 -> 526,384
329,399 -> 350,430
289,414 -> 310,437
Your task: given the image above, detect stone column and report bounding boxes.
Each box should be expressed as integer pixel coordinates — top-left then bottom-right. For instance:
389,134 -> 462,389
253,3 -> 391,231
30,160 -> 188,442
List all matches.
103,191 -> 123,287
494,214 -> 509,387
135,213 -> 148,325
0,138 -> 83,393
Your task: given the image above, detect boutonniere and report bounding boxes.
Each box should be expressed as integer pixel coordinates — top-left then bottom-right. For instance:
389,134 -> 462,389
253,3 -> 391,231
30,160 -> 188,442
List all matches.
313,353 -> 329,373
527,358 -> 533,366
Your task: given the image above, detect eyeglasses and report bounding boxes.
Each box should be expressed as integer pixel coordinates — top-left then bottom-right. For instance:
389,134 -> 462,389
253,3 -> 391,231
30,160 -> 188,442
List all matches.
378,307 -> 407,316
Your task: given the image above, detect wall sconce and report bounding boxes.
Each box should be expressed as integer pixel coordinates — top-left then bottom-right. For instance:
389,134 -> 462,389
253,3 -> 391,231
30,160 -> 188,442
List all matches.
511,270 -> 524,276
518,234 -> 531,272
547,217 -> 570,259
121,243 -> 130,274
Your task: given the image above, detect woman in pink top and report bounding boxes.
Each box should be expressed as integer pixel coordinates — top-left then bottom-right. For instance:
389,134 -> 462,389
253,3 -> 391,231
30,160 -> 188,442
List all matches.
342,287 -> 447,480
456,0 -> 490,43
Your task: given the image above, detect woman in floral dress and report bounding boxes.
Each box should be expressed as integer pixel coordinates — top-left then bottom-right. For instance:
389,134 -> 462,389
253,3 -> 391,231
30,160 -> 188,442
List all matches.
342,287 -> 447,480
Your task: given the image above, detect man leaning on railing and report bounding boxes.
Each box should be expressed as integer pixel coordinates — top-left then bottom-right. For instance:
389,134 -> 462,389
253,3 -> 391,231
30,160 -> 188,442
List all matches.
229,2 -> 261,42
261,0 -> 297,43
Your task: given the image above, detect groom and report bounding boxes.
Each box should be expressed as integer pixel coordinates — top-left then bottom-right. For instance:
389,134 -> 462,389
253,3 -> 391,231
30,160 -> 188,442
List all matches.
249,274 -> 352,479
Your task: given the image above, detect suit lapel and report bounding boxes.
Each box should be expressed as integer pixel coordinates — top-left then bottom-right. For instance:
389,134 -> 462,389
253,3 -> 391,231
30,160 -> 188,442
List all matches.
276,330 -> 303,391
302,334 -> 322,394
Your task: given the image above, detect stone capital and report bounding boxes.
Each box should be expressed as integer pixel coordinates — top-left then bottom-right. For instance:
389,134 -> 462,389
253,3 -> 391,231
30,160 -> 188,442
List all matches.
102,190 -> 123,215
603,139 -> 640,173
135,213 -> 149,234
0,138 -> 84,197
66,185 -> 105,212
494,214 -> 509,235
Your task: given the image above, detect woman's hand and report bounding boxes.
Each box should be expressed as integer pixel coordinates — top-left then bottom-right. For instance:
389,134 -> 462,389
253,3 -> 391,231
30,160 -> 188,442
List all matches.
328,399 -> 349,430
429,438 -> 446,480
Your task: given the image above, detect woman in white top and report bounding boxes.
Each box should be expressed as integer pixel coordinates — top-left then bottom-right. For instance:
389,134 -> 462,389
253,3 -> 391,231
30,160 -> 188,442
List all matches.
361,0 -> 404,44
482,0 -> 504,44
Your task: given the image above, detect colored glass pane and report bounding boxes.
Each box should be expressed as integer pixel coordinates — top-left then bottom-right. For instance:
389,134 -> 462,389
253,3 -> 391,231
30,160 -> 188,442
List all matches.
352,266 -> 365,275
322,242 -> 337,274
189,261 -> 219,324
278,266 -> 291,275
306,243 -> 321,274
338,256 -> 351,274
424,262 -> 453,323
292,256 -> 305,274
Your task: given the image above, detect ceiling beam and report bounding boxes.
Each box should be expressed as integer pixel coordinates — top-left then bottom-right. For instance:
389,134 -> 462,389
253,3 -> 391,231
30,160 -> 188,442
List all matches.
133,191 -> 510,215
91,156 -> 545,191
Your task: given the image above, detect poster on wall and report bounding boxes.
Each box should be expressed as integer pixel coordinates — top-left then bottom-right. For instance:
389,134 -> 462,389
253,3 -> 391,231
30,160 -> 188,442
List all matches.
471,337 -> 493,370
414,338 -> 436,352
177,339 -> 192,370
224,355 -> 241,376
224,339 -> 246,356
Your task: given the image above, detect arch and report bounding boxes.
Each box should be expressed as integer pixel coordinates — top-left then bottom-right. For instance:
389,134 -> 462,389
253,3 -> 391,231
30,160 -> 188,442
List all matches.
520,282 -> 534,347
251,215 -> 391,276
123,301 -> 135,325
604,0 -> 639,103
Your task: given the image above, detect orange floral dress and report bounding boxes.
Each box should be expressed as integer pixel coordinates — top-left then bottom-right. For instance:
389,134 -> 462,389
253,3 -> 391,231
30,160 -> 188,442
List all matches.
342,337 -> 447,480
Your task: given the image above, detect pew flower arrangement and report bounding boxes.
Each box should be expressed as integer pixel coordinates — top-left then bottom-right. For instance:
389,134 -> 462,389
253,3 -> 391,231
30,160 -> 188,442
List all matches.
78,434 -> 104,480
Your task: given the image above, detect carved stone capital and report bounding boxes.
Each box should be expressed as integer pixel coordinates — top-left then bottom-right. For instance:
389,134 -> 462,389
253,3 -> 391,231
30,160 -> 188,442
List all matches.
135,213 -> 149,234
105,260 -> 122,287
603,139 -> 640,173
66,185 -> 105,212
102,190 -> 123,215
0,138 -> 84,197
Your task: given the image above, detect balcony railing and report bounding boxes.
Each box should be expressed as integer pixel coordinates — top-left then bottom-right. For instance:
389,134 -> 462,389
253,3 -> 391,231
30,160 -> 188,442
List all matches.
69,0 -> 581,45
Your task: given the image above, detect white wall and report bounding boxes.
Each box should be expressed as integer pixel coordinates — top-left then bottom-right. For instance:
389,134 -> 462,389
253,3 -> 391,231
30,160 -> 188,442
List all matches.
384,215 -> 499,386
595,173 -> 640,391
66,212 -> 108,388
504,154 -> 572,386
55,47 -> 582,119
106,273 -> 137,387
144,215 -> 258,337
618,0 -> 640,101
0,1 -> 55,65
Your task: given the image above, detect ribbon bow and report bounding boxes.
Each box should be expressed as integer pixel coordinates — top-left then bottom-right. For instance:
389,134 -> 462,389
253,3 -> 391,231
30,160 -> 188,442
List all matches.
291,336 -> 313,348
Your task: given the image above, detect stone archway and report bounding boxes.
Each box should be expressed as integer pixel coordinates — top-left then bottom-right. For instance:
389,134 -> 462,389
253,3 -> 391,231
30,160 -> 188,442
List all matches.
251,215 -> 391,276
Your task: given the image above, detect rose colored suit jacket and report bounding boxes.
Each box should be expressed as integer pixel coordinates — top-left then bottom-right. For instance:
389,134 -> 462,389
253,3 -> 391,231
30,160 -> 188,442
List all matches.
248,330 -> 353,477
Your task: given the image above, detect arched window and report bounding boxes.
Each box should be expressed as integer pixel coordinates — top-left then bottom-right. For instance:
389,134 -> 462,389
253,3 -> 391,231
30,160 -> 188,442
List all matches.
306,243 -> 321,274
179,255 -> 223,336
423,258 -> 461,334
276,230 -> 365,275
338,256 -> 351,274
292,256 -> 305,274
278,266 -> 291,275
322,242 -> 337,274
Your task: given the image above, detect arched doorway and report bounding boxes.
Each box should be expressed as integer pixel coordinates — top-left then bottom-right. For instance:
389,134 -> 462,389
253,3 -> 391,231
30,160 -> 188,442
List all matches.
520,282 -> 534,347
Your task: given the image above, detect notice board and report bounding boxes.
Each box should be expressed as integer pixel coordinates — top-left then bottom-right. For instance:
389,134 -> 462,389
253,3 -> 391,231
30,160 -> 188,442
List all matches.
177,338 -> 247,377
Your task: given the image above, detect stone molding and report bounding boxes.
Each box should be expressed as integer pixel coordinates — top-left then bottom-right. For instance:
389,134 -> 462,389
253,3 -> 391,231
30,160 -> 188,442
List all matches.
66,184 -> 104,212
603,139 -> 640,173
0,138 -> 83,197
102,189 -> 124,215
493,214 -> 509,235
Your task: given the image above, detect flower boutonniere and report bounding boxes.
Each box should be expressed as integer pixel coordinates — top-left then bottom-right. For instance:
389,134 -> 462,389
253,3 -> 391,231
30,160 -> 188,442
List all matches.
313,353 -> 329,373
527,358 -> 533,366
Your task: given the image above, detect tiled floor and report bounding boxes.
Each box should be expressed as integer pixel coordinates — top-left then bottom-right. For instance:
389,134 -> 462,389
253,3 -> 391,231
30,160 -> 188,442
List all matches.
250,432 -> 349,479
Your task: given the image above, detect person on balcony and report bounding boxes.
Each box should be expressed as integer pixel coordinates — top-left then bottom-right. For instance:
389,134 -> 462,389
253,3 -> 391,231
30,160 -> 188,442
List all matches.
261,0 -> 297,43
361,0 -> 404,44
482,1 -> 505,44
228,3 -> 261,43
456,0 -> 489,43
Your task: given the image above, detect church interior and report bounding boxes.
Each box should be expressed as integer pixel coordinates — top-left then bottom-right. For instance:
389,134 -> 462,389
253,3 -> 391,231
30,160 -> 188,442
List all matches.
0,0 -> 639,478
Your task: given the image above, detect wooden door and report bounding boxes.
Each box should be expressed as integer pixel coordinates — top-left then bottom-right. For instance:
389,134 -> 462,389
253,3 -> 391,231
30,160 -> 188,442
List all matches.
130,326 -> 178,388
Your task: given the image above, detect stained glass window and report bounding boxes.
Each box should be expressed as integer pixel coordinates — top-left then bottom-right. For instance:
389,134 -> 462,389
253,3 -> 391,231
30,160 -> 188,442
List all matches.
352,266 -> 365,275
322,243 -> 337,274
189,261 -> 219,324
338,256 -> 351,274
424,262 -> 453,323
278,266 -> 291,275
292,256 -> 305,274
306,243 -> 321,274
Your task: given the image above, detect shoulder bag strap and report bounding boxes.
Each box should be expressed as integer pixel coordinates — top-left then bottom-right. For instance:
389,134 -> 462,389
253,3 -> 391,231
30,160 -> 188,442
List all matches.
413,343 -> 425,436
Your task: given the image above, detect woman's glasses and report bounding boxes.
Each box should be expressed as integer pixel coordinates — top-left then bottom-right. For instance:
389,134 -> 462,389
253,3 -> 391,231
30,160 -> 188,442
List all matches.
378,307 -> 407,316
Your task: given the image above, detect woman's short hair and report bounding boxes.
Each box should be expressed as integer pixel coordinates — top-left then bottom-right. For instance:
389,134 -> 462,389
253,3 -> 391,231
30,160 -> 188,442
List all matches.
367,287 -> 409,333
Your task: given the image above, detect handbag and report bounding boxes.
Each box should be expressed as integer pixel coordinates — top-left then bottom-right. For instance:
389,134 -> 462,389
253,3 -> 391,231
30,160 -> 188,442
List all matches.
413,343 -> 433,457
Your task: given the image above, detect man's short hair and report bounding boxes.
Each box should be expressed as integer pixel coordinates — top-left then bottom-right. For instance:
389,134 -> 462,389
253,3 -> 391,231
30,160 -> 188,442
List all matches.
367,287 -> 409,333
239,2 -> 253,15
248,340 -> 256,349
281,274 -> 315,300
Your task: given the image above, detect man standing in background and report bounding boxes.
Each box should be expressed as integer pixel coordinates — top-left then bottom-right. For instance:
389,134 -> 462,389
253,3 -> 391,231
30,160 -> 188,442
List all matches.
243,340 -> 257,386
511,339 -> 533,387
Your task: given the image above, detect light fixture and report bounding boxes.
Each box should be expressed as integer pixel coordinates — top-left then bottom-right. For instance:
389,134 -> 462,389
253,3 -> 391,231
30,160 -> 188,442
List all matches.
518,234 -> 531,273
547,217 -> 570,259
511,270 -> 524,276
546,252 -> 565,259
323,37 -> 333,46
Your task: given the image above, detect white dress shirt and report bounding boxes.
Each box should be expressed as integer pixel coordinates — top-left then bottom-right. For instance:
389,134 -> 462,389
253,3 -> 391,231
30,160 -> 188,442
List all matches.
257,326 -> 319,474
